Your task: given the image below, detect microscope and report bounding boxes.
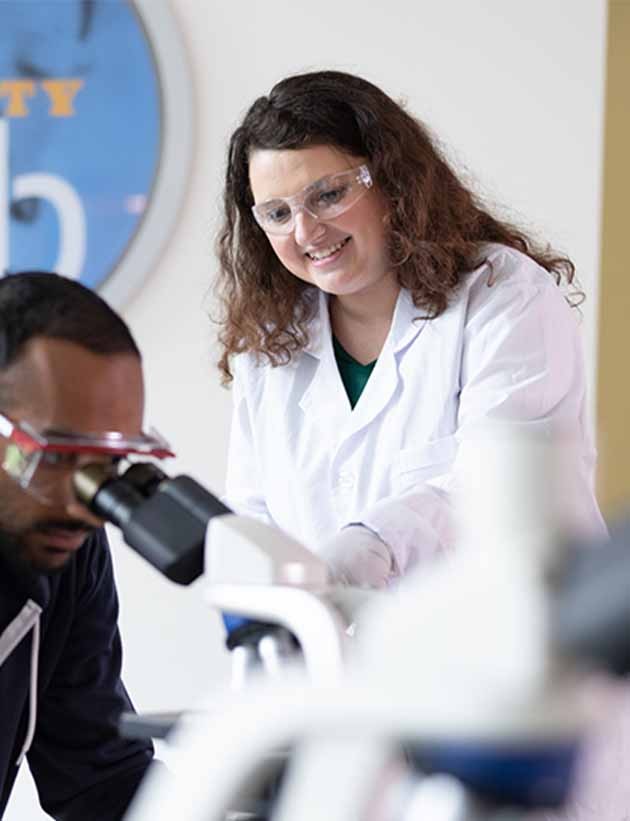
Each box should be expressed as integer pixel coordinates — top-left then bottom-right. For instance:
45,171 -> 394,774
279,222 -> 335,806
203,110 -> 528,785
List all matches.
73,433 -> 630,821
73,459 -> 351,696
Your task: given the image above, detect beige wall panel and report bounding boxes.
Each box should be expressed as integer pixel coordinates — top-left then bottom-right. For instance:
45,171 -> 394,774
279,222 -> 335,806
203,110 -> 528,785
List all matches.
597,0 -> 630,515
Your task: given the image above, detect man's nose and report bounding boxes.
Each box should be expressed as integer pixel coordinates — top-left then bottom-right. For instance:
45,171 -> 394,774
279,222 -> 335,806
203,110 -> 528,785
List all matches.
65,499 -> 104,529
293,208 -> 324,246
60,468 -> 105,528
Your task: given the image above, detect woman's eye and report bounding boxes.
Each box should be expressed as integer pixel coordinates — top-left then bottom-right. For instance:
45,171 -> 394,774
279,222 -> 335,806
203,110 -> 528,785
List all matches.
316,185 -> 347,207
266,204 -> 291,224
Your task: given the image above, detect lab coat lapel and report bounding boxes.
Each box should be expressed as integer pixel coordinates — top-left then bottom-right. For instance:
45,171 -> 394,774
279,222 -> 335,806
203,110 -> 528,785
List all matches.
299,292 -> 352,434
298,289 -> 426,441
343,290 -> 426,439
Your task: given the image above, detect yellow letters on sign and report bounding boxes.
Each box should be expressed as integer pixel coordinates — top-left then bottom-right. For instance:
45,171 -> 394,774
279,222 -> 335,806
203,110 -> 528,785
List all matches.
0,79 -> 84,117
41,80 -> 85,116
0,80 -> 36,117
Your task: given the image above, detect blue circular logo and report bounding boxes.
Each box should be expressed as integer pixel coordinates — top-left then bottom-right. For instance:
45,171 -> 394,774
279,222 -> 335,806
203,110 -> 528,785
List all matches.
0,0 -> 192,306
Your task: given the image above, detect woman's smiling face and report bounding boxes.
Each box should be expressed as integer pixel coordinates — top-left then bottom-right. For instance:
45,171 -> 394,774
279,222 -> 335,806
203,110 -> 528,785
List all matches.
248,145 -> 394,302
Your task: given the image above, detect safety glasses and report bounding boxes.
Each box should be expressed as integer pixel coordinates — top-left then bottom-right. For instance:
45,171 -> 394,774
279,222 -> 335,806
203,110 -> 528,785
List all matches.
251,165 -> 373,235
0,412 -> 174,503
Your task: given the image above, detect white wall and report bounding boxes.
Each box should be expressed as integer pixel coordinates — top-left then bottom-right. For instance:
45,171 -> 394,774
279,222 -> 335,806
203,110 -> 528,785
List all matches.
7,0 -> 608,817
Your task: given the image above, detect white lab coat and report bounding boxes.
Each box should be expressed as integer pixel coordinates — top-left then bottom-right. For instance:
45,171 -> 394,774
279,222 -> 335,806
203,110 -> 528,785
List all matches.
224,244 -> 607,576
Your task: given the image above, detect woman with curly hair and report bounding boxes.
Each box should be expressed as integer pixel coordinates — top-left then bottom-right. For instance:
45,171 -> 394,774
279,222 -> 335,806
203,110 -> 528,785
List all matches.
215,70 -> 606,588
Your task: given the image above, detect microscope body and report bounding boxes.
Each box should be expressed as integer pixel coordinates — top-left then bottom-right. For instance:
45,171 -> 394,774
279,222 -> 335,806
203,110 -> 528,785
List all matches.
74,437 -> 630,821
204,514 -> 368,686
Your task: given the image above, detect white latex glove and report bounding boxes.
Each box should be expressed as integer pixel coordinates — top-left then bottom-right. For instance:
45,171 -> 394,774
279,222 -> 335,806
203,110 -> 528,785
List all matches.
320,525 -> 394,589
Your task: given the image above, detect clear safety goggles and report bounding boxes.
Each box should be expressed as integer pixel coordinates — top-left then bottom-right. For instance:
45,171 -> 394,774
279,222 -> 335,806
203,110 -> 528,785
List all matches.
0,411 -> 174,503
251,164 -> 373,235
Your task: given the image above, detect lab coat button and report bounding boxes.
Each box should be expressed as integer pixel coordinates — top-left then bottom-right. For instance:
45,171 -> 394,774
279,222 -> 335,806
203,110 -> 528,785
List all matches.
336,471 -> 355,490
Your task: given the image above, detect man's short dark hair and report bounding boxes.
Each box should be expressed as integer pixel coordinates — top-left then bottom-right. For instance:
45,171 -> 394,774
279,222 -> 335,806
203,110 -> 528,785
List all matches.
0,271 -> 140,370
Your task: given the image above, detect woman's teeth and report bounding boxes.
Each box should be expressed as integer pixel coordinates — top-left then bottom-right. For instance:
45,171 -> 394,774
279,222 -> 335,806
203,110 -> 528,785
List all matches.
306,237 -> 350,260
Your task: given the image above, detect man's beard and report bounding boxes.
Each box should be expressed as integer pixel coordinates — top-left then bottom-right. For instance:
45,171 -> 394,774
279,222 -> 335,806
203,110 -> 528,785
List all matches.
0,526 -> 43,578
0,519 -> 96,576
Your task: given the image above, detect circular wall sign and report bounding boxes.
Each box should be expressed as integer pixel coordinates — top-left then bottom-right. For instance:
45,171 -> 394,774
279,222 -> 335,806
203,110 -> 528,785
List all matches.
0,0 -> 193,307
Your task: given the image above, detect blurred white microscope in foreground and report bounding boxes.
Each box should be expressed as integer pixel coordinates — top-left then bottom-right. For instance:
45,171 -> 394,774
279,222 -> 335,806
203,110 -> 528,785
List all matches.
74,426 -> 627,821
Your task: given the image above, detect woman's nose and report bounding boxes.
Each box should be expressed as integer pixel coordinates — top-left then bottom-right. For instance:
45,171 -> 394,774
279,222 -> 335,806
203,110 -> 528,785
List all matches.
293,208 -> 325,246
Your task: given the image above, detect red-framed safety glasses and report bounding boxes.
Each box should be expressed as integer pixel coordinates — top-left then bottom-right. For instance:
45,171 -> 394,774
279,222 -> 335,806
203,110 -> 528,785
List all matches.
0,411 -> 174,502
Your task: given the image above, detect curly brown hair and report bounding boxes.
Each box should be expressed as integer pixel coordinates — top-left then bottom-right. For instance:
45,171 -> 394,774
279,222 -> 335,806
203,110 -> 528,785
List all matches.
216,70 -> 577,383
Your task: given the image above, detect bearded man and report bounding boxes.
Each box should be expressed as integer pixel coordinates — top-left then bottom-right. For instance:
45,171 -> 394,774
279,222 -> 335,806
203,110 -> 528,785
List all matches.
0,272 -> 166,820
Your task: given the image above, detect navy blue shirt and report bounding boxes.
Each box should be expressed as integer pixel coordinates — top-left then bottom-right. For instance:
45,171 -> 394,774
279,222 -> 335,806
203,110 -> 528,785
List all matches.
0,528 -> 153,820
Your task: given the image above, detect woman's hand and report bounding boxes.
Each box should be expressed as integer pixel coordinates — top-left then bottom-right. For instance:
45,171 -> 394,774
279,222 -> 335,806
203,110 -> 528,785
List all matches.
321,525 -> 394,589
